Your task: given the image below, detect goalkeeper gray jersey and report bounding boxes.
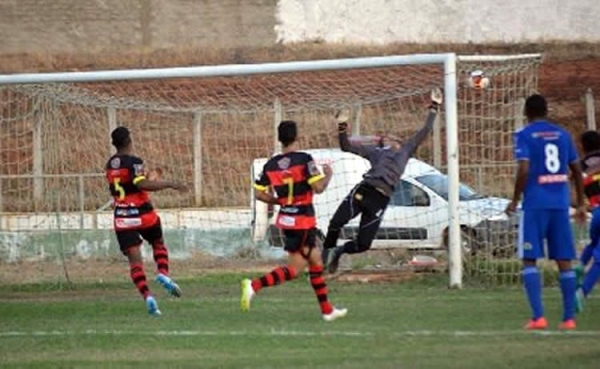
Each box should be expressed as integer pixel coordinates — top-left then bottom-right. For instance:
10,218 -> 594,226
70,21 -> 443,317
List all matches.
339,111 -> 437,197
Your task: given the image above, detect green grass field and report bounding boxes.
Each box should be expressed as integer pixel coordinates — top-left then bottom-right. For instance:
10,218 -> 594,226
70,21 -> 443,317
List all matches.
1,273 -> 599,368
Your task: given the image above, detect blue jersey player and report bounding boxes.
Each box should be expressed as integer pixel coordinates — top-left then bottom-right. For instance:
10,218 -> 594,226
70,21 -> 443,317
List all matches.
505,94 -> 586,330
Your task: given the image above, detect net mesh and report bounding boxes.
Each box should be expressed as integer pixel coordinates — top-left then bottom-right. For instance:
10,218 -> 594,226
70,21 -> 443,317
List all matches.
0,55 -> 541,287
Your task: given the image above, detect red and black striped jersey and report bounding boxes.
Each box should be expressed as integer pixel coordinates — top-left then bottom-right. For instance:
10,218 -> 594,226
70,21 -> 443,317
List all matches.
254,151 -> 324,230
105,154 -> 158,230
582,151 -> 600,208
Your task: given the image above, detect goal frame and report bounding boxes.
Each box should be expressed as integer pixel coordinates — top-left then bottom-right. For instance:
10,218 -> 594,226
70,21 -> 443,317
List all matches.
0,52 -> 542,289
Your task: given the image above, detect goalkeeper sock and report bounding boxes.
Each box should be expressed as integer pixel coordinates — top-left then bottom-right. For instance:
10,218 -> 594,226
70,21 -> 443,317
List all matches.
130,262 -> 150,299
559,269 -> 577,321
251,266 -> 297,293
522,266 -> 544,320
582,261 -> 600,297
309,265 -> 333,315
152,241 -> 169,276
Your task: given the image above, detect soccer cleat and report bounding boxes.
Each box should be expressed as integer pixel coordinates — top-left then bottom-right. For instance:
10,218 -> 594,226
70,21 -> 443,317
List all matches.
575,264 -> 585,288
323,307 -> 348,322
524,317 -> 547,330
326,247 -> 343,274
145,295 -> 162,316
156,273 -> 182,298
575,288 -> 585,314
558,319 -> 576,330
240,278 -> 255,312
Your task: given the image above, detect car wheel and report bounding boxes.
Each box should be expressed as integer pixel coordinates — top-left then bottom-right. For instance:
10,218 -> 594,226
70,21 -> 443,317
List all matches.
443,227 -> 481,256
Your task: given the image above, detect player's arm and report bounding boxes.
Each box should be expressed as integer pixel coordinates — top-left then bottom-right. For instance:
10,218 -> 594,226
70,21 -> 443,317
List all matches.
400,88 -> 443,157
253,167 -> 279,205
567,137 -> 587,223
336,110 -> 375,159
305,157 -> 333,194
506,131 -> 529,214
132,160 -> 187,192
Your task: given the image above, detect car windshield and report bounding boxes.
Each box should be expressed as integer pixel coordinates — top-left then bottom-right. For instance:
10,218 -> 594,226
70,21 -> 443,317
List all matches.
414,174 -> 486,201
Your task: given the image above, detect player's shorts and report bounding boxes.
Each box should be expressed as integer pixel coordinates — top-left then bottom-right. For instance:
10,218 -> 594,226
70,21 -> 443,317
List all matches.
282,228 -> 317,254
115,217 -> 163,255
518,209 -> 575,260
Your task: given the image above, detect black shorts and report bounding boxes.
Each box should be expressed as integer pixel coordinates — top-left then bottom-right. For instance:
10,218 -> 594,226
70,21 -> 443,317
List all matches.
115,218 -> 163,255
283,228 -> 317,253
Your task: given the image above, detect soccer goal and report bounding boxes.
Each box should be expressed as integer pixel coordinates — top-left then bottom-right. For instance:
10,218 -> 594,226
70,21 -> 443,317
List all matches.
0,53 -> 541,289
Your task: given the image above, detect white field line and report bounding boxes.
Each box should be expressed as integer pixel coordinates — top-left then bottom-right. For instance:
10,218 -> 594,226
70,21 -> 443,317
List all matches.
1,329 -> 600,338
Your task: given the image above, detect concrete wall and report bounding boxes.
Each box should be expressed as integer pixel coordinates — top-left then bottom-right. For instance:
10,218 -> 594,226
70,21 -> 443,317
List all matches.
1,0 -> 598,55
275,0 -> 600,44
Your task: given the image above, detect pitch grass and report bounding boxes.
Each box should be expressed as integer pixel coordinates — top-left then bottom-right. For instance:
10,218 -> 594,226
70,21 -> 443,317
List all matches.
1,273 -> 599,368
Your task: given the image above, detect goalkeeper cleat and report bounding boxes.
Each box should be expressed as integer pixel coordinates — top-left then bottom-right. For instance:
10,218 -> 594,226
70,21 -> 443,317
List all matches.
156,273 -> 182,298
323,307 -> 348,322
575,264 -> 584,288
558,319 -> 576,330
240,278 -> 255,312
524,317 -> 547,330
575,288 -> 585,314
145,296 -> 162,316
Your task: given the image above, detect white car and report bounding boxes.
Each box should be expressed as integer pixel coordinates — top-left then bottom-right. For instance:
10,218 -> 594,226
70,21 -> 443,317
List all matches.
250,148 -> 517,254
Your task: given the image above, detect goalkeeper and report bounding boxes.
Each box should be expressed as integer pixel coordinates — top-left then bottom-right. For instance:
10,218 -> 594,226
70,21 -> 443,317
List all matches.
322,88 -> 443,273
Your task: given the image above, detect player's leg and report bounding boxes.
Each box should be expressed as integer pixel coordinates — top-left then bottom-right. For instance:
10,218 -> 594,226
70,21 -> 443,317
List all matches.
117,231 -> 161,316
140,218 -> 181,298
327,188 -> 388,274
578,208 -> 600,303
518,209 -> 547,329
304,233 -> 347,321
576,208 -> 599,286
323,185 -> 363,251
546,209 -> 577,329
240,230 -> 302,312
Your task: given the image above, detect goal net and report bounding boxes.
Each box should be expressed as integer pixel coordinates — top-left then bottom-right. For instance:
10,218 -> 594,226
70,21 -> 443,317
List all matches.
0,53 -> 541,288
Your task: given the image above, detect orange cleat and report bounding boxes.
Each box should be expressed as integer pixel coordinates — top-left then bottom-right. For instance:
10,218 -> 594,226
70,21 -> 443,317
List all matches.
558,319 -> 576,330
524,317 -> 548,330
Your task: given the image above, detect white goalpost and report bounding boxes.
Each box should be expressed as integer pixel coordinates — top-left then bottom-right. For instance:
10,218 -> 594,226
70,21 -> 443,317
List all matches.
0,52 -> 541,288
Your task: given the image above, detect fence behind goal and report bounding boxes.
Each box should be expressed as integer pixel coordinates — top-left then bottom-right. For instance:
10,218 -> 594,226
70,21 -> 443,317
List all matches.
0,53 -> 541,288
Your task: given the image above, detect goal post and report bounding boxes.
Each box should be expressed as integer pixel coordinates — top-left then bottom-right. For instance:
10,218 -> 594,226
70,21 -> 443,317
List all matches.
0,52 -> 541,289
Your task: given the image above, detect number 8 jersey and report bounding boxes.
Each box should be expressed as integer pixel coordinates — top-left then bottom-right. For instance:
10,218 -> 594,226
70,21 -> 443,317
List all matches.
513,120 -> 579,210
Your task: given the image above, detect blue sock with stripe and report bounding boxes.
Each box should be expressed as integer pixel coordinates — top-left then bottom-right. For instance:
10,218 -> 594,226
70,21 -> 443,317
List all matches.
559,269 -> 577,321
522,266 -> 543,320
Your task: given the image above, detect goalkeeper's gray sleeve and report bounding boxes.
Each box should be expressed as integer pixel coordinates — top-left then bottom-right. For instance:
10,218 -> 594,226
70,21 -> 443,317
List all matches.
398,110 -> 437,159
339,132 -> 377,159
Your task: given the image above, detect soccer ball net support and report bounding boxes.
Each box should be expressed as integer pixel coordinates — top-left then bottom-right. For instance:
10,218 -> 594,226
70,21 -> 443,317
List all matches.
0,54 -> 541,289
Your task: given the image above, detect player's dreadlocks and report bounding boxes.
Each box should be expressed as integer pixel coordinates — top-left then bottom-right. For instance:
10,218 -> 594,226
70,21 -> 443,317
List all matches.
581,130 -> 600,155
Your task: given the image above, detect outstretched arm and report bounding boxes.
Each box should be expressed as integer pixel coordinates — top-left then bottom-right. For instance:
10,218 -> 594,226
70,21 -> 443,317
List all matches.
400,88 -> 443,157
336,110 -> 377,159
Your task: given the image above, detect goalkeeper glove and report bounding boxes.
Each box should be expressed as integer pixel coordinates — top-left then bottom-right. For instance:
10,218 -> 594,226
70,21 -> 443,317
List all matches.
429,87 -> 443,111
335,109 -> 350,133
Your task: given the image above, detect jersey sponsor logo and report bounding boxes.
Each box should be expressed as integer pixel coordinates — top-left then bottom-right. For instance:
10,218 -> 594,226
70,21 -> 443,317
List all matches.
110,157 -> 121,169
532,131 -> 561,139
133,163 -> 144,176
307,161 -> 320,176
115,208 -> 140,217
277,157 -> 291,170
115,217 -> 142,229
538,174 -> 568,184
280,206 -> 300,214
278,215 -> 296,227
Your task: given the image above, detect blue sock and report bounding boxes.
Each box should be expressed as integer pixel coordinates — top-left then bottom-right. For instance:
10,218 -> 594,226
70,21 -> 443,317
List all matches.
522,266 -> 544,320
580,244 -> 594,266
559,270 -> 577,321
582,262 -> 600,297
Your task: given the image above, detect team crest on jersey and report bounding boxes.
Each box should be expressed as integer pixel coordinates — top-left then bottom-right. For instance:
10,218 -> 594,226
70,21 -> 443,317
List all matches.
277,157 -> 291,170
110,157 -> 121,169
